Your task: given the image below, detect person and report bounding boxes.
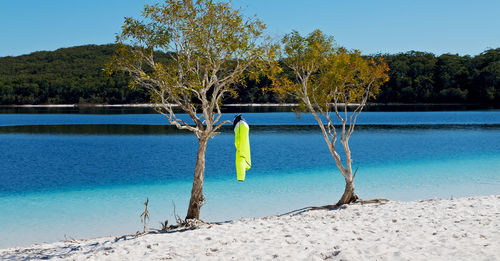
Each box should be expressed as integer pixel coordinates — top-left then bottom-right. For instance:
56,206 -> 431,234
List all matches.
233,114 -> 251,181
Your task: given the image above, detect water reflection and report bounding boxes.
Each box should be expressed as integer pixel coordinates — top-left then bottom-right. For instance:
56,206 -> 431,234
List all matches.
0,104 -> 496,114
0,124 -> 499,135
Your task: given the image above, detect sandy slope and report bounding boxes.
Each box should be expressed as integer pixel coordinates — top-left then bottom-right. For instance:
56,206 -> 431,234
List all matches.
1,195 -> 499,261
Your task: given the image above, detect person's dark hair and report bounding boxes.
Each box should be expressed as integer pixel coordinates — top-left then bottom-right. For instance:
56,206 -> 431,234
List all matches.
232,114 -> 243,130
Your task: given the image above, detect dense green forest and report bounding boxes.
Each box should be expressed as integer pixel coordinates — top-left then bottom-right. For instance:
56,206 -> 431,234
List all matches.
0,44 -> 498,105
0,45 -> 147,104
377,50 -> 500,104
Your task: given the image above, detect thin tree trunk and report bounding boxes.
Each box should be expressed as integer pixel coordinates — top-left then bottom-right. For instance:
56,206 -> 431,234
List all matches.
303,97 -> 360,206
185,137 -> 209,220
336,179 -> 359,206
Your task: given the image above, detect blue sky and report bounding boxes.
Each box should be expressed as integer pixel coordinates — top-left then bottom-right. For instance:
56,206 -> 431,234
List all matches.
0,0 -> 498,57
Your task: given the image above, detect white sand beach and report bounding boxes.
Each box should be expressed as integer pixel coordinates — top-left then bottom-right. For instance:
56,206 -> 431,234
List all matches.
1,195 -> 498,261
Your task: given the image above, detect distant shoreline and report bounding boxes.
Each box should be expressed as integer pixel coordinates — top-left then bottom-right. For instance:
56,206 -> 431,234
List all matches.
0,103 -> 490,108
0,103 -> 298,108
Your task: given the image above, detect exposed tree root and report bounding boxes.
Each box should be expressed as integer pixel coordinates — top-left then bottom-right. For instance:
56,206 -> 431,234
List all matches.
309,197 -> 390,211
336,193 -> 360,206
161,218 -> 210,232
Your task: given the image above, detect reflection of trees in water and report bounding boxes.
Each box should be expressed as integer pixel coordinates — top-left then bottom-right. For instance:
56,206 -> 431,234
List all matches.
0,104 -> 496,115
1,124 -> 498,135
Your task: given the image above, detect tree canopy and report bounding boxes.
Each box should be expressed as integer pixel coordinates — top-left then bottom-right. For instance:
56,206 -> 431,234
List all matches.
109,0 -> 268,137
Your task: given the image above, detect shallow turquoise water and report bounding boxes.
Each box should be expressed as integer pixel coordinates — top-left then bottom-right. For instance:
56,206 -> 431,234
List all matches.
0,111 -> 499,248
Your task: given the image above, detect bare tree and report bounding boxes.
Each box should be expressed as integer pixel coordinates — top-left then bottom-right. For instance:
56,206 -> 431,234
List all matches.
109,0 -> 268,219
271,30 -> 389,205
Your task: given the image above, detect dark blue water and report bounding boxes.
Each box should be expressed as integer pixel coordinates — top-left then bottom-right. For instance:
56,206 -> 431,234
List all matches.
0,110 -> 499,248
1,126 -> 499,195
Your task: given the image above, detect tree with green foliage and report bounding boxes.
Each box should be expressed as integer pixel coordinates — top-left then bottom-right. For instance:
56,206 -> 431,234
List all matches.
434,54 -> 470,102
108,0 -> 268,220
270,30 -> 389,205
377,51 -> 436,103
469,49 -> 500,103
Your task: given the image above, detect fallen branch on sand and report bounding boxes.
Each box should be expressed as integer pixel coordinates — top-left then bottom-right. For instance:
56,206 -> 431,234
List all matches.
358,198 -> 390,204
310,198 -> 390,211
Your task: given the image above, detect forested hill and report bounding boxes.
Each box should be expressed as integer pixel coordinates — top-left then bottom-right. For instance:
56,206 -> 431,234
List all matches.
0,45 -> 147,104
377,49 -> 500,105
0,44 -> 499,105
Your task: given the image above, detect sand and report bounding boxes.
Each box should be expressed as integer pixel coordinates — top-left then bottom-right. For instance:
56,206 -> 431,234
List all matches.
1,195 -> 499,260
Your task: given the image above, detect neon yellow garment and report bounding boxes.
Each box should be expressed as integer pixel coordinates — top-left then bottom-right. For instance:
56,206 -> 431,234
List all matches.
234,120 -> 251,181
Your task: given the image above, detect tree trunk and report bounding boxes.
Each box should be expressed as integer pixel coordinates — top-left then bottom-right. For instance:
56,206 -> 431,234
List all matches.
185,137 -> 209,220
336,179 -> 359,206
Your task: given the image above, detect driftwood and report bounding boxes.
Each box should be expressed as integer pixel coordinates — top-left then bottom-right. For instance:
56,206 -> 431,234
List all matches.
140,198 -> 150,233
358,198 -> 390,204
309,198 -> 390,211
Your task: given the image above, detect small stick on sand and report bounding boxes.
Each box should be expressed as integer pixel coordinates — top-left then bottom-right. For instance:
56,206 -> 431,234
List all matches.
140,198 -> 150,233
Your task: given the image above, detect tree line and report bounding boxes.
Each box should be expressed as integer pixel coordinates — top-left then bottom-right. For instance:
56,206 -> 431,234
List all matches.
0,44 -> 498,105
377,49 -> 499,104
0,44 -> 147,104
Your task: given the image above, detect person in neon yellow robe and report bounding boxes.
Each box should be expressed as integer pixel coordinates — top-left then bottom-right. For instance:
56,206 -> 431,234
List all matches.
233,114 -> 251,181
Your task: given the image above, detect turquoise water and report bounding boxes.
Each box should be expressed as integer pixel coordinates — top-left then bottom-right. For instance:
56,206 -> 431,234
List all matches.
0,111 -> 499,248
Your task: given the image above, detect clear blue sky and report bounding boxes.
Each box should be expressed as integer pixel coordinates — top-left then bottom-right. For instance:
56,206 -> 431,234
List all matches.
1,0 -> 499,57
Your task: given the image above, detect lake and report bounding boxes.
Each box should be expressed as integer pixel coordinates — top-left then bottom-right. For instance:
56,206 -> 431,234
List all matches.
0,108 -> 499,248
